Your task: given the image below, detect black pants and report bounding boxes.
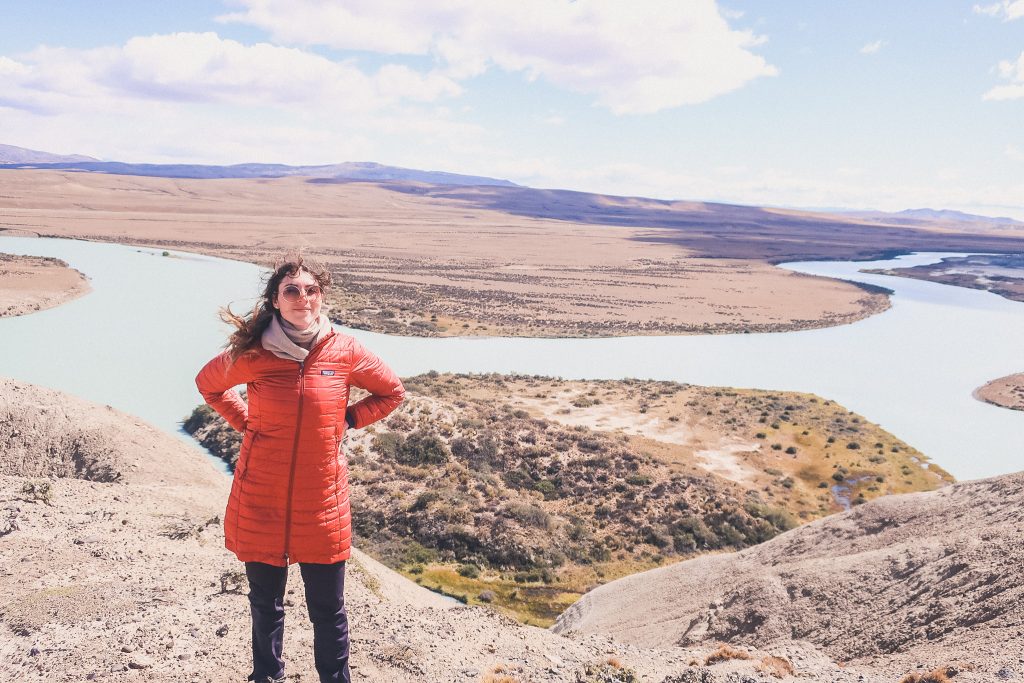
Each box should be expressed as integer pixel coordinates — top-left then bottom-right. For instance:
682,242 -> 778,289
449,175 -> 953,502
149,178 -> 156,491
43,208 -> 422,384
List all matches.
245,561 -> 350,683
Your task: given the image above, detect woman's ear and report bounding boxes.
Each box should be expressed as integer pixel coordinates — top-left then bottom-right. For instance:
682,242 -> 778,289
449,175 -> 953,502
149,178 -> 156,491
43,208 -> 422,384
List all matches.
271,294 -> 279,310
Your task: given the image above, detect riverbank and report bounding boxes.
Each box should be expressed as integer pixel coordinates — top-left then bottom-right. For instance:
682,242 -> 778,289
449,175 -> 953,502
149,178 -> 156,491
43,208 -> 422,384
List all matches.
19,168 -> 1024,338
974,372 -> 1024,411
186,373 -> 952,626
0,252 -> 89,317
0,377 -> 879,682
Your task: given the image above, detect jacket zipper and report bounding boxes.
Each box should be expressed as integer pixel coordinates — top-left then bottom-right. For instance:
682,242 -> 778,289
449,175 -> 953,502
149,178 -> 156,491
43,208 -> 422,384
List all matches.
281,333 -> 334,564
282,359 -> 305,564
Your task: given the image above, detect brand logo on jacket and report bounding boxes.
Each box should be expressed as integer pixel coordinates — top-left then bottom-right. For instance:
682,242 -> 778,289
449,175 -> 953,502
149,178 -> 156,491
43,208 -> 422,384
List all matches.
321,370 -> 335,376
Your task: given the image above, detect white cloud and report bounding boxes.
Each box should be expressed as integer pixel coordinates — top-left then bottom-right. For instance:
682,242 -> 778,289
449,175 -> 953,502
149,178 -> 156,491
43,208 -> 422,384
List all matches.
1007,145 -> 1024,161
538,114 -> 566,126
973,1 -> 1024,21
859,40 -> 884,55
218,0 -> 778,114
983,51 -> 1024,100
0,32 -> 460,116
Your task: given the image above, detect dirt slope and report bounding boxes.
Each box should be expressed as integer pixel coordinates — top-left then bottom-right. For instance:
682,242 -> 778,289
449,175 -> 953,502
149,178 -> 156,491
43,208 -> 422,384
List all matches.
555,471 -> 1024,681
0,377 -> 876,682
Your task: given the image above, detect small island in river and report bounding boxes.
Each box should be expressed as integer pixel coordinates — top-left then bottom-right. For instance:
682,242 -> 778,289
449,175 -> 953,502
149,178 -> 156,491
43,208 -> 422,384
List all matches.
864,253 -> 1024,303
975,372 -> 1024,412
0,252 -> 90,317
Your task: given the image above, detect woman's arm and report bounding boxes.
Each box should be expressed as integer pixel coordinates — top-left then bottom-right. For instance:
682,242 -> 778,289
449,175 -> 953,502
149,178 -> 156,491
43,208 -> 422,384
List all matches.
195,351 -> 253,432
346,340 -> 405,429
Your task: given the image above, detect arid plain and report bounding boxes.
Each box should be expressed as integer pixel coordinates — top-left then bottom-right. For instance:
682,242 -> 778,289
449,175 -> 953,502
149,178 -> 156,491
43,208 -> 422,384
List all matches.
3,167 -> 1024,682
5,169 -> 1024,337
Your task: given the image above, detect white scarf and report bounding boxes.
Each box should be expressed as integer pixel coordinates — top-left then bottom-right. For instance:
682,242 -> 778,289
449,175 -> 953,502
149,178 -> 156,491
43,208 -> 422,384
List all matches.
261,314 -> 331,362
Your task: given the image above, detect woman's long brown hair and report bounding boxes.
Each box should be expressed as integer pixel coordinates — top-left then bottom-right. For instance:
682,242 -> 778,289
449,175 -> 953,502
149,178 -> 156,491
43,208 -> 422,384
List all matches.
221,255 -> 332,360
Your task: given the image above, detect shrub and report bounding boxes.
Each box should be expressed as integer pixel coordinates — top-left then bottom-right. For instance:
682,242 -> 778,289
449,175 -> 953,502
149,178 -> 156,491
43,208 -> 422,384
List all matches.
534,479 -> 558,500
785,446 -> 797,455
396,430 -> 450,465
457,563 -> 480,579
705,644 -> 751,664
502,468 -> 534,490
847,442 -> 861,450
409,491 -> 439,512
758,656 -> 795,678
371,431 -> 405,458
21,481 -> 53,506
502,502 -> 551,529
385,412 -> 415,432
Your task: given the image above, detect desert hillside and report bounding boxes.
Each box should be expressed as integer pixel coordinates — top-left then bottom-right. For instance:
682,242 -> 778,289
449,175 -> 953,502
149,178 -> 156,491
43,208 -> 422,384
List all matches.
555,469 -> 1024,682
0,377 -> 886,682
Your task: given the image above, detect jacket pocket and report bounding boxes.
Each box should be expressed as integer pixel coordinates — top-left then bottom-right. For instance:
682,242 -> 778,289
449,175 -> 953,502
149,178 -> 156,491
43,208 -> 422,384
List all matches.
237,428 -> 257,480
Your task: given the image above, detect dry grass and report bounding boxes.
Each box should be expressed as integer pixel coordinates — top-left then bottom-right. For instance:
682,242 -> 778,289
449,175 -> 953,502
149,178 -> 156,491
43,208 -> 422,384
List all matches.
481,663 -> 520,683
705,644 -> 752,664
757,655 -> 795,678
899,663 -> 973,683
481,675 -> 519,683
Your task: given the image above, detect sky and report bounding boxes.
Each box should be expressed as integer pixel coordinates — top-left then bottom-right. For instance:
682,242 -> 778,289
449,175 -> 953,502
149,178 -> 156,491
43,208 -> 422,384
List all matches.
1,1 -> 1023,219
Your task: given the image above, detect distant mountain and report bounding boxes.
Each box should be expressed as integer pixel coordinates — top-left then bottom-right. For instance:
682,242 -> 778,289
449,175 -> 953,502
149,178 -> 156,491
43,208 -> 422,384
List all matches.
0,144 -> 97,164
895,207 -> 1022,226
0,144 -> 517,187
836,206 -> 1022,228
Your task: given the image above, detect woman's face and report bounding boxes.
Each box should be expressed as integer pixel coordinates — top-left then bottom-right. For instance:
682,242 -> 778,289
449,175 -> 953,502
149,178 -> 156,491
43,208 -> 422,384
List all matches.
272,269 -> 323,330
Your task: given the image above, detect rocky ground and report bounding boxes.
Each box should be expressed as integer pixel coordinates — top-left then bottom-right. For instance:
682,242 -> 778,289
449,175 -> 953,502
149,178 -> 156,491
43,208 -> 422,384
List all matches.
556,470 -> 1024,683
0,252 -> 90,317
974,372 -> 1024,412
0,377 -> 894,682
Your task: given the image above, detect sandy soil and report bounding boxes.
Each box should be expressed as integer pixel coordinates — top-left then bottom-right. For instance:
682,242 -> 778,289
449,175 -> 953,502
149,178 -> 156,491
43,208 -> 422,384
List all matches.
555,471 -> 1024,682
974,372 -> 1024,411
0,377 -> 882,682
19,168 -> 1024,337
0,252 -> 90,317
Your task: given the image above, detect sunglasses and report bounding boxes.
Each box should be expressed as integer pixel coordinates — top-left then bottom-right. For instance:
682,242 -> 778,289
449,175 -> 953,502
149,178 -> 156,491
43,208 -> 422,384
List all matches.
280,284 -> 323,302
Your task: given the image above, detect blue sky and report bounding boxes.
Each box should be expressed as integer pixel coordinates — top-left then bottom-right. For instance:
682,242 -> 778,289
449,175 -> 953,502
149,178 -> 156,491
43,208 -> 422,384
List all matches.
1,1 -> 1022,218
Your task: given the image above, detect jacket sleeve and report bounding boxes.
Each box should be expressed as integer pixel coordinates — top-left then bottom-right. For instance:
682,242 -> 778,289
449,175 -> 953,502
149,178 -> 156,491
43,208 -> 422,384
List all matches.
195,350 -> 252,433
346,340 -> 405,429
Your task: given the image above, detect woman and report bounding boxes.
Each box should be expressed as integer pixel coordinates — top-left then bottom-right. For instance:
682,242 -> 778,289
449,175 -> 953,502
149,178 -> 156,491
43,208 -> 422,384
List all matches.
196,256 -> 404,683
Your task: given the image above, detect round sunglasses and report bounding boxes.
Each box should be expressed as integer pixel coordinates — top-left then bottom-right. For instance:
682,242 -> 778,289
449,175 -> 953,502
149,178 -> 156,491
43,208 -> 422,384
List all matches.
280,284 -> 323,302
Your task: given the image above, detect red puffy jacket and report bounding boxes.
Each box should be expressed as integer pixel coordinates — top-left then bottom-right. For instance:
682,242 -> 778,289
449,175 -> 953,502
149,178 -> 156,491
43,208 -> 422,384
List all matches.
196,329 -> 404,566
